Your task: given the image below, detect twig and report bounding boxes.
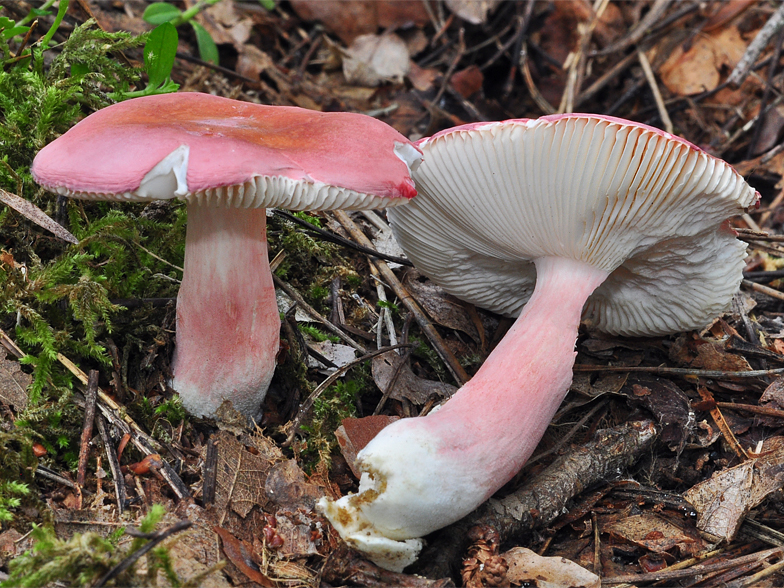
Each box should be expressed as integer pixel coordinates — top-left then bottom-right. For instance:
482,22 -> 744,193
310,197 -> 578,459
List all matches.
575,51 -> 637,108
273,275 -> 366,353
433,28 -> 466,107
637,49 -> 673,134
35,465 -> 86,492
97,416 -> 126,514
519,45 -> 556,114
202,437 -> 218,506
525,398 -> 608,468
716,401 -> 784,420
602,547 -> 784,584
373,349 -> 414,416
591,0 -> 672,57
728,1 -> 784,87
93,519 -> 193,588
76,370 -> 98,489
559,0 -> 611,114
574,363 -> 784,379
417,421 -> 657,579
747,24 -> 784,159
743,279 -> 784,303
332,211 -> 470,385
282,344 -> 414,447
273,210 -> 413,267
697,385 -> 749,460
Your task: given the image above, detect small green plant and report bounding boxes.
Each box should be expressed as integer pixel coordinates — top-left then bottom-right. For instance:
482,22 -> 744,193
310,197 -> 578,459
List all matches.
298,324 -> 339,343
377,299 -> 399,314
299,369 -> 371,471
0,480 -> 30,523
143,0 -> 276,66
1,504 -> 187,587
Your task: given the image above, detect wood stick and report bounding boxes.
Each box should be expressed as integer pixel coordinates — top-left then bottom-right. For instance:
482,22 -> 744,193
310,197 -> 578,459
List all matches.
332,211 -> 469,385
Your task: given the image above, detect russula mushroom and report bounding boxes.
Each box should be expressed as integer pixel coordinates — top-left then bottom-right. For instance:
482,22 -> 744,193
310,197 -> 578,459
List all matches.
31,92 -> 421,419
317,114 -> 758,571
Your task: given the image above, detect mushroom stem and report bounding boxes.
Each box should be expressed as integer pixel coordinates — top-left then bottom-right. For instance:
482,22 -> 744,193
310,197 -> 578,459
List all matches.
173,204 -> 279,418
318,256 -> 610,571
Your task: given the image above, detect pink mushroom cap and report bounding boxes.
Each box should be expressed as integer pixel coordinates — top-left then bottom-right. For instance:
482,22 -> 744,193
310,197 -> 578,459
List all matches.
32,92 -> 419,203
31,92 -> 422,419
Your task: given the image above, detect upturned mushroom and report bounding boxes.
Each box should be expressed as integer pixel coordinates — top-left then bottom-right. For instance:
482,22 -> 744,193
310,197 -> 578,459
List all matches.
31,92 -> 421,419
317,114 -> 758,571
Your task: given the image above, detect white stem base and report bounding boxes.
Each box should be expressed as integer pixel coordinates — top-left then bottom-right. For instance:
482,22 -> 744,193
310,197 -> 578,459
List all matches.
318,257 -> 609,571
173,205 -> 279,418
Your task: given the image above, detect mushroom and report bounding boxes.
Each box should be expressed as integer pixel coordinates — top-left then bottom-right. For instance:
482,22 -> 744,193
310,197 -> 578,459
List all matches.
31,92 -> 421,419
317,114 -> 758,571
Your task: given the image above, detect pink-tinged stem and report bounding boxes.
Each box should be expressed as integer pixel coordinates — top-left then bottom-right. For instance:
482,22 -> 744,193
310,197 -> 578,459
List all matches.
173,205 -> 279,418
319,256 -> 610,570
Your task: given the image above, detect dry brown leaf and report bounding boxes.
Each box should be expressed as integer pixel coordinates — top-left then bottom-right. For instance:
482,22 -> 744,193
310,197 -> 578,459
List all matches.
211,430 -> 279,518
407,61 -> 439,92
372,350 -> 457,405
703,0 -> 757,32
0,348 -> 31,409
451,65 -> 484,98
501,547 -> 600,588
265,460 -> 323,509
571,372 -> 628,398
343,33 -> 410,87
291,0 -> 428,45
0,188 -> 77,244
0,529 -> 23,564
215,527 -> 276,587
445,0 -> 501,25
275,510 -> 321,557
404,271 -> 482,343
684,444 -> 784,542
335,415 -> 399,477
761,376 -> 784,409
670,334 -> 752,372
659,26 -> 747,96
622,375 -> 693,454
604,514 -> 704,557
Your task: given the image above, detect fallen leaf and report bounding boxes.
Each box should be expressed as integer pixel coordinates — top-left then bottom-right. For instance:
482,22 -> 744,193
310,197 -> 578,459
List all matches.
307,341 -> 356,372
502,547 -> 600,588
684,445 -> 784,542
404,271 -> 482,344
290,0 -> 428,45
659,26 -> 747,96
605,514 -> 704,557
335,415 -> 399,477
621,375 -> 693,455
275,510 -> 321,557
0,348 -> 31,409
761,376 -> 784,409
0,188 -> 77,244
265,460 -> 323,509
210,430 -> 280,518
407,61 -> 439,92
0,529 -> 22,563
445,0 -> 501,25
703,0 -> 756,32
670,334 -> 752,372
372,350 -> 457,405
343,33 -> 410,87
215,527 -> 276,587
451,65 -> 484,98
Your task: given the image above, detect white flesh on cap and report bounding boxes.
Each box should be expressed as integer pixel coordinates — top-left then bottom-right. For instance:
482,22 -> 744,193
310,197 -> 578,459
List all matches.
318,116 -> 758,570
318,257 -> 609,571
